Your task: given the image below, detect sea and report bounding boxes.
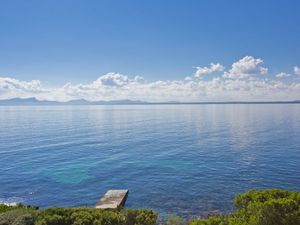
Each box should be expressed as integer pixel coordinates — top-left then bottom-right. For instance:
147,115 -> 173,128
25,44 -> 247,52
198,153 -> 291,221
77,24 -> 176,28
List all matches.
0,104 -> 299,219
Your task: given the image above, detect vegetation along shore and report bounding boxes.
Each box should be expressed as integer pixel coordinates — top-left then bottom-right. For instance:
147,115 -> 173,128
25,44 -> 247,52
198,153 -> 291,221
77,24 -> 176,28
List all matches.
0,189 -> 299,225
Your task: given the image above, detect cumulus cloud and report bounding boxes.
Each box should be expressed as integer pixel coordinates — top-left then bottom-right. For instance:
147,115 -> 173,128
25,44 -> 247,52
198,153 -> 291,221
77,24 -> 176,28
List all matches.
223,56 -> 268,79
294,66 -> 300,75
59,75 -> 300,101
276,72 -> 291,78
1,56 -> 299,102
194,63 -> 225,77
94,72 -> 130,86
0,77 -> 49,100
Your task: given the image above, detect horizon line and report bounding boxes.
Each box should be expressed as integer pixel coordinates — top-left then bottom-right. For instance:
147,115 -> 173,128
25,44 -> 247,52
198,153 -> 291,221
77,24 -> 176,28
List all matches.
0,97 -> 300,105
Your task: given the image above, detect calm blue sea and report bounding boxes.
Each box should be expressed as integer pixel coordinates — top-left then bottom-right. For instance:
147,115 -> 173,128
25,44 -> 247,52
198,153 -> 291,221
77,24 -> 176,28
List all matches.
0,104 -> 300,218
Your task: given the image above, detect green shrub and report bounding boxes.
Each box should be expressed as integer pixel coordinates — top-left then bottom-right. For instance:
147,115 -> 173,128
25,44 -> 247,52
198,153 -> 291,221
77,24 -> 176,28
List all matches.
167,215 -> 186,225
190,215 -> 228,225
0,209 -> 34,225
34,207 -> 157,225
35,208 -> 73,225
2,189 -> 299,225
123,209 -> 157,225
232,189 -> 300,225
0,205 -> 10,214
0,204 -> 34,214
0,204 -> 157,225
70,209 -> 124,225
190,189 -> 300,225
130,209 -> 157,225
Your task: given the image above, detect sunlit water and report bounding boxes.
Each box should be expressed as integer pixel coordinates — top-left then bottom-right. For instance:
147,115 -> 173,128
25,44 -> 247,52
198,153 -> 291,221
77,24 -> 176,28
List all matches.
0,104 -> 299,218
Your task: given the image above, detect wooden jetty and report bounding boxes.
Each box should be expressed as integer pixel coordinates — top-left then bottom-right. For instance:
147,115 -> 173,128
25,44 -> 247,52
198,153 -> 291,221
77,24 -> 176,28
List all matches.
95,190 -> 129,209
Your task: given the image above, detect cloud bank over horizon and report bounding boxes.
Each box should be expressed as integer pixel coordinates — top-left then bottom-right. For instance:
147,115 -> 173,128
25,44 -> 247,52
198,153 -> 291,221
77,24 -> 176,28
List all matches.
1,56 -> 300,102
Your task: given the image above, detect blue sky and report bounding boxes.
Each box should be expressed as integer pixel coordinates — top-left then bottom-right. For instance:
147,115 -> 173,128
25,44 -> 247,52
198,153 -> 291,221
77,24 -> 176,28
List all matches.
0,0 -> 300,101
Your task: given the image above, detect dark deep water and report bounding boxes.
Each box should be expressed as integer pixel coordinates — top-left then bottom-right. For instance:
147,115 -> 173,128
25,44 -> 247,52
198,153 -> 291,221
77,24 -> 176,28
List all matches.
0,104 -> 299,218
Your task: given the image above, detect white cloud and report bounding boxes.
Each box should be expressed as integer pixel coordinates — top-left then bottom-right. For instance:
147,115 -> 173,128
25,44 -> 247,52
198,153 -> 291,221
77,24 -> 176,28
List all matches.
276,72 -> 291,78
223,56 -> 268,79
1,56 -> 299,102
134,75 -> 145,83
294,66 -> 300,75
94,72 -> 130,86
0,77 -> 49,100
194,63 -> 225,77
184,76 -> 193,81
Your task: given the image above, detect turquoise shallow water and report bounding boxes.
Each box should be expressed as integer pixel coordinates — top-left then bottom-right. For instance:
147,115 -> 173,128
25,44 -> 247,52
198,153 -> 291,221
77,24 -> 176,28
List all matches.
0,104 -> 299,218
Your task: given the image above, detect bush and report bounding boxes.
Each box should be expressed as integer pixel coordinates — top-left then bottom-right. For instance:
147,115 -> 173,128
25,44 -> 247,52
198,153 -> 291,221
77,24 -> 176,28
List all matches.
35,207 -> 157,225
0,209 -> 35,225
0,205 -> 157,225
0,204 -> 36,214
35,208 -> 72,225
70,209 -> 124,225
190,189 -> 300,225
1,189 -> 299,225
127,209 -> 157,225
190,215 -> 228,225
232,189 -> 300,225
167,215 -> 186,225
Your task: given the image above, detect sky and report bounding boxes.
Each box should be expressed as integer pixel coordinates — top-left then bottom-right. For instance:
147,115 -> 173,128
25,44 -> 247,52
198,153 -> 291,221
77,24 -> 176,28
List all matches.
0,0 -> 300,102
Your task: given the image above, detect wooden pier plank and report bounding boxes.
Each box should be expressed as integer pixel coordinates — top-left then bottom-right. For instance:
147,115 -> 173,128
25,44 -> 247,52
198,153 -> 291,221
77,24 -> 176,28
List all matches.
95,190 -> 129,209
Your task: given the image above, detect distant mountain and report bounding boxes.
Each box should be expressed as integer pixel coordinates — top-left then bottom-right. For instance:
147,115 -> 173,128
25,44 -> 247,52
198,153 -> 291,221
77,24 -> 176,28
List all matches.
92,99 -> 147,105
0,98 -> 299,105
0,98 -> 148,105
64,99 -> 90,105
0,98 -> 58,105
